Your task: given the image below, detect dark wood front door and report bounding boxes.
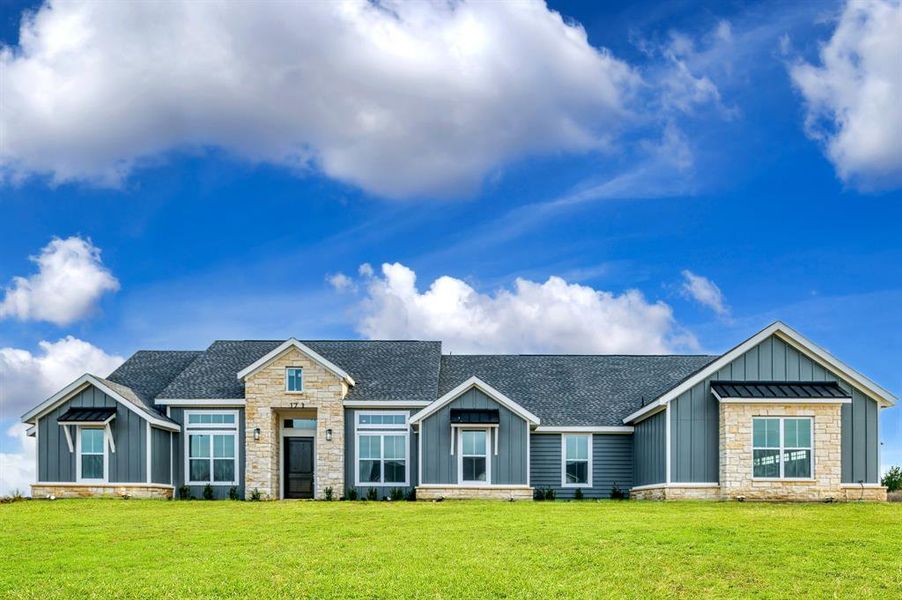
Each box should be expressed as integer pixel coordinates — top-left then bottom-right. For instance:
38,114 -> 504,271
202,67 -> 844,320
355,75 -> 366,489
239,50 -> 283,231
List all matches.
284,437 -> 314,499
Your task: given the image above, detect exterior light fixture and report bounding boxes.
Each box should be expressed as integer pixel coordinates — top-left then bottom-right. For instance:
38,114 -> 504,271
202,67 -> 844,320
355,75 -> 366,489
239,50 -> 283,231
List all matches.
326,428 -> 333,442
253,427 -> 261,441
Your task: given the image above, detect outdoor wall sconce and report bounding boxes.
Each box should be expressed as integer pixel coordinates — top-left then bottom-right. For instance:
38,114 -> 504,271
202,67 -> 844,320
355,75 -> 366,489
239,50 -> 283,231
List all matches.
326,428 -> 333,442
253,427 -> 261,441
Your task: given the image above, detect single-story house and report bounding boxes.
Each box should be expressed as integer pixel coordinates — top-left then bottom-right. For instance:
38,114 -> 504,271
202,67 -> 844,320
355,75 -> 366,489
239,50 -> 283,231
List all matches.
21,322 -> 895,501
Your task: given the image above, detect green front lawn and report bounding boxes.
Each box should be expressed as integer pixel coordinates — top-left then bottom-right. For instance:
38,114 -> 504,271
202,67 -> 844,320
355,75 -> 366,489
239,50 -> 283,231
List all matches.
1,499 -> 900,598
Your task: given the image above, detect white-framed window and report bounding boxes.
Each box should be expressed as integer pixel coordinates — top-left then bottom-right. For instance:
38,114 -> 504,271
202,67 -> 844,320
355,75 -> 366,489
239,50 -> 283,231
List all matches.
458,428 -> 490,485
752,417 -> 813,479
185,410 -> 239,485
286,367 -> 304,392
77,427 -> 107,482
355,412 -> 408,486
562,434 -> 592,487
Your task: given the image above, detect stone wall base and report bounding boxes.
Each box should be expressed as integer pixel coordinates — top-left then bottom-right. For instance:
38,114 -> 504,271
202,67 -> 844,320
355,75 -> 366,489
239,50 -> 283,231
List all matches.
632,484 -> 887,502
32,484 -> 173,500
416,486 -> 533,501
839,485 -> 887,502
630,485 -> 721,500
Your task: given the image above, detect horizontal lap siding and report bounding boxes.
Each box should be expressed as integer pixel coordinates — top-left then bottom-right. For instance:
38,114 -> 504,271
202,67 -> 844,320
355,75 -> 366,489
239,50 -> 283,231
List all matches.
633,410 -> 666,486
37,385 -> 147,483
530,434 -> 633,498
420,388 -> 528,485
344,409 -> 418,499
669,334 -> 881,484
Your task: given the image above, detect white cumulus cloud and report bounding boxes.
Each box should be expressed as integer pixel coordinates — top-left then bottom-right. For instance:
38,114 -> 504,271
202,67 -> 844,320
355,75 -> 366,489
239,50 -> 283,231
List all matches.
0,424 -> 35,497
791,0 -> 902,190
0,0 -> 639,198
0,337 -> 123,496
0,236 -> 119,325
351,262 -> 694,354
681,270 -> 729,316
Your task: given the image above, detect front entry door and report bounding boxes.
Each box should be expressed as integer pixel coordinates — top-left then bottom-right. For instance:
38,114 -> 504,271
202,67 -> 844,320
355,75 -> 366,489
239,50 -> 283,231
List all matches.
284,437 -> 314,499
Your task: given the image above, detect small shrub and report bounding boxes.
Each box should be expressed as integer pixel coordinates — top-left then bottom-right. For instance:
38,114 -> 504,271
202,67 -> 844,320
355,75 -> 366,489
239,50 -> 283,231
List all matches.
203,484 -> 214,500
228,486 -> 240,501
249,488 -> 262,502
574,488 -> 584,501
544,488 -> 556,501
366,487 -> 378,501
610,483 -> 625,500
324,487 -> 334,501
405,488 -> 417,502
1,489 -> 25,504
533,488 -> 545,501
881,466 -> 902,492
346,487 -> 358,501
389,488 -> 404,501
177,485 -> 190,500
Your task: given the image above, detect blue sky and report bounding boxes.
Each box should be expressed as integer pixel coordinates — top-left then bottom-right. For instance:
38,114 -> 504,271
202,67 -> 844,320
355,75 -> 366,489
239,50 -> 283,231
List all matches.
1,0 -> 901,492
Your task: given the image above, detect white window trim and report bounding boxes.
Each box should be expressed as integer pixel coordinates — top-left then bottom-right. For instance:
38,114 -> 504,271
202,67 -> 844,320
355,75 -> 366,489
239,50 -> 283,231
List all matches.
285,366 -> 304,393
76,426 -> 108,483
457,427 -> 492,486
184,410 -> 240,486
751,416 -> 814,481
355,430 -> 410,488
561,434 -> 593,488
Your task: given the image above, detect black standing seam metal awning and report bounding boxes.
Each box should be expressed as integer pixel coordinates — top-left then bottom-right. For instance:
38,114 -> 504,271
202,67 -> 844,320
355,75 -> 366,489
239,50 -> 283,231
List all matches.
450,408 -> 501,424
57,407 -> 117,423
711,381 -> 850,399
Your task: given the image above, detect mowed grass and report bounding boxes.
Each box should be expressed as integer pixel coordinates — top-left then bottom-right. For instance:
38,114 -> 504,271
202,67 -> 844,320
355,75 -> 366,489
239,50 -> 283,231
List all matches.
1,499 -> 900,598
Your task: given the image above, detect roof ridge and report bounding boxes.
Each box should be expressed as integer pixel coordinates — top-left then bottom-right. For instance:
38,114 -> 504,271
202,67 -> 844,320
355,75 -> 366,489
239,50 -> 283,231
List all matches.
442,353 -> 719,358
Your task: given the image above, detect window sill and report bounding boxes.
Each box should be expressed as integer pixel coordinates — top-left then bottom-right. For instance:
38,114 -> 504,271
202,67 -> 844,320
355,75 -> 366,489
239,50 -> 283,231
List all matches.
751,478 -> 816,483
186,482 -> 239,486
562,483 -> 592,488
355,483 -> 410,487
284,390 -> 306,395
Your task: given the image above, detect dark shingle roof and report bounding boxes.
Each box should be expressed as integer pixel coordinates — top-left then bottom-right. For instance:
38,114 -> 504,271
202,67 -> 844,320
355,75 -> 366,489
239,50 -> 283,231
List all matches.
157,340 -> 442,402
107,350 -> 203,410
438,354 -> 719,426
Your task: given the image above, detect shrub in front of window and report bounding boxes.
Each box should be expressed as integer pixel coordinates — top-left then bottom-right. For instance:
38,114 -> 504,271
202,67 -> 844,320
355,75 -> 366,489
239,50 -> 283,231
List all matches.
248,488 -> 262,502
228,486 -> 239,501
574,488 -> 584,501
178,485 -> 190,500
610,483 -> 625,500
882,466 -> 902,492
324,486 -> 334,501
366,487 -> 378,501
389,488 -> 404,501
203,484 -> 214,500
405,488 -> 416,502
346,487 -> 358,501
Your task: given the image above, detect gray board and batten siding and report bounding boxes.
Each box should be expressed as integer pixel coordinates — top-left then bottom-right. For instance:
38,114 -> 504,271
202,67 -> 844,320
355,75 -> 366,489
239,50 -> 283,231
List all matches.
419,387 -> 529,485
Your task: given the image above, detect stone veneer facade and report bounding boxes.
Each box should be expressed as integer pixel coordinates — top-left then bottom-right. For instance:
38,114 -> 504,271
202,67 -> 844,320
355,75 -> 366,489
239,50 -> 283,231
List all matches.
32,484 -> 173,499
720,402 -> 843,501
244,346 -> 347,499
416,486 -> 534,501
